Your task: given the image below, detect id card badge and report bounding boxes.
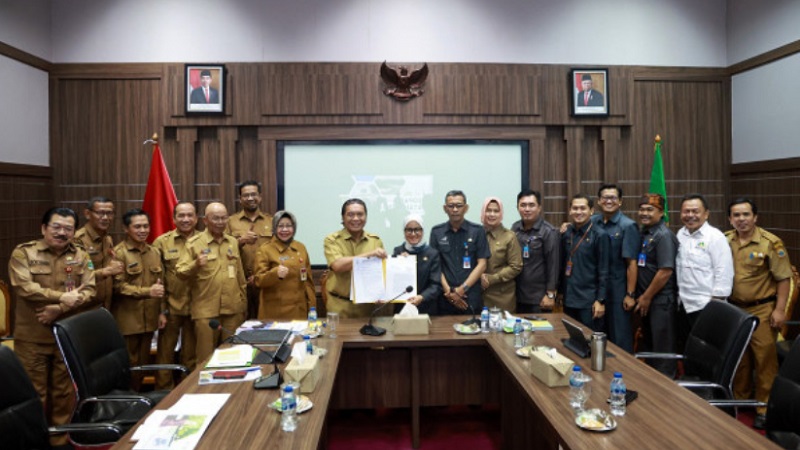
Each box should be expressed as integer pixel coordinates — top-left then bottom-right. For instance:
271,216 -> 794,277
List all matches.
565,260 -> 573,277
300,267 -> 307,281
523,245 -> 530,259
637,252 -> 647,267
463,256 -> 471,269
228,265 -> 236,278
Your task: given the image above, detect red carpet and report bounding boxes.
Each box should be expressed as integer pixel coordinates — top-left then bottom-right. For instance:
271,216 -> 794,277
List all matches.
328,406 -> 502,450
329,404 -> 764,449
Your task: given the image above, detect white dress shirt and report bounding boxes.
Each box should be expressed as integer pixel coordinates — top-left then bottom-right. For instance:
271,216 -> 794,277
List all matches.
676,221 -> 734,313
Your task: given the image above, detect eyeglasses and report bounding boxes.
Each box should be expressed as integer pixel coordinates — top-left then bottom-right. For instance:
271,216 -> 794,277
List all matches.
445,203 -> 465,210
404,228 -> 423,234
48,224 -> 75,233
90,210 -> 115,218
600,196 -> 619,202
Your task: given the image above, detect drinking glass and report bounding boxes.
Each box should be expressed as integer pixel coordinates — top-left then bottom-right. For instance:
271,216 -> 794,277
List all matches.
327,312 -> 339,338
489,307 -> 502,332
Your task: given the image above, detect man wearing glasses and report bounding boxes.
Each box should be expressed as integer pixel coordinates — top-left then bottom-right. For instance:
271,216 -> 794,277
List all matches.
74,197 -> 124,310
226,181 -> 273,319
591,184 -> 640,352
429,190 -> 490,315
9,207 -> 96,446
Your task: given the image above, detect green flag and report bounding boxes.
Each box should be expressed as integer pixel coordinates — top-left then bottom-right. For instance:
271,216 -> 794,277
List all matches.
648,136 -> 668,223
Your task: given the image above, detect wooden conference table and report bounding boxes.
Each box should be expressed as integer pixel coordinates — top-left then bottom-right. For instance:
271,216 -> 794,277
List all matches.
112,314 -> 777,450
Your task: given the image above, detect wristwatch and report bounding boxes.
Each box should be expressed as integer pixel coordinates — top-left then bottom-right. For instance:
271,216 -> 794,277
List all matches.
546,292 -> 556,299
596,298 -> 605,305
461,283 -> 470,292
626,291 -> 637,299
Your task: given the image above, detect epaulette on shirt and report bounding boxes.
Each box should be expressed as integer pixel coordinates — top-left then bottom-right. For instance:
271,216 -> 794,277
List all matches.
16,240 -> 39,249
761,229 -> 788,258
187,233 -> 204,245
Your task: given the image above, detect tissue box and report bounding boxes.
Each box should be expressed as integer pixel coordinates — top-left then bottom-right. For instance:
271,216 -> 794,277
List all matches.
284,354 -> 321,393
392,314 -> 431,335
529,349 -> 574,387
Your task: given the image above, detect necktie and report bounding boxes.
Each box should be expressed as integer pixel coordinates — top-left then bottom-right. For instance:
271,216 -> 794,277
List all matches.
584,92 -> 589,106
204,88 -> 209,103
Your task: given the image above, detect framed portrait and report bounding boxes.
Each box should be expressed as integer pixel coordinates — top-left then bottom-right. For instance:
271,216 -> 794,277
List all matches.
185,64 -> 225,115
570,68 -> 608,117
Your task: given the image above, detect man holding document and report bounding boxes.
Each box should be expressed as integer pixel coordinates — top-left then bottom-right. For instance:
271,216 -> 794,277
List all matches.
324,198 -> 387,318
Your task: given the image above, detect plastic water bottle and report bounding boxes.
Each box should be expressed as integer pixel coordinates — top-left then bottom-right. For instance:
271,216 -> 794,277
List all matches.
308,307 -> 318,333
513,318 -> 524,348
610,372 -> 627,416
569,366 -> 586,410
280,385 -> 298,432
304,335 -> 313,354
480,307 -> 490,333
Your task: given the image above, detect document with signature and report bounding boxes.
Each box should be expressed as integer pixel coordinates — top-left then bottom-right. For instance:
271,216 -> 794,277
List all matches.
351,255 -> 417,303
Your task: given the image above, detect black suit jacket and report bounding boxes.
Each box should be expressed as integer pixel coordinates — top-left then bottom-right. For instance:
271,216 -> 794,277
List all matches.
576,89 -> 604,107
190,86 -> 220,104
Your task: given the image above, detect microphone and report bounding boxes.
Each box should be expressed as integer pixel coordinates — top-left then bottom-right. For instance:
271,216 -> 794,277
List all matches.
208,319 -> 291,390
360,285 -> 413,337
462,302 -> 480,326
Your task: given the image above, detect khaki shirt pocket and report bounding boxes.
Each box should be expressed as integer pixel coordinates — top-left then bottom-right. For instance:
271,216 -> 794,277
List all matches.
30,264 -> 53,275
126,264 -> 143,277
163,250 -> 180,261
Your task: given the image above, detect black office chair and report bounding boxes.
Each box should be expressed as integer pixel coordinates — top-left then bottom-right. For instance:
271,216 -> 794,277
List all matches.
636,300 -> 758,401
711,338 -> 800,449
0,345 -> 122,450
53,308 -> 187,446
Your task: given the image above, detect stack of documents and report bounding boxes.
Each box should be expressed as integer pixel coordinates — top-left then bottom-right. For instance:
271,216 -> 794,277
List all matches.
131,393 -> 230,450
205,345 -> 255,368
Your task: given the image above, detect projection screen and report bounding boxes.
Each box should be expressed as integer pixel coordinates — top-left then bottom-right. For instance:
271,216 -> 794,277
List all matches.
279,140 -> 529,267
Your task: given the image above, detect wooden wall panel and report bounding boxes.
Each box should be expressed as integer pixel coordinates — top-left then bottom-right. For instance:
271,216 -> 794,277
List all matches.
627,76 -> 729,228
51,76 -> 162,241
0,163 -> 53,289
42,62 -> 732,256
731,163 -> 800,265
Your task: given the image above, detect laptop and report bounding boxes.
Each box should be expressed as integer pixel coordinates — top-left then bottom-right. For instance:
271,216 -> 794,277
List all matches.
236,328 -> 292,345
560,318 -> 592,358
236,329 -> 293,364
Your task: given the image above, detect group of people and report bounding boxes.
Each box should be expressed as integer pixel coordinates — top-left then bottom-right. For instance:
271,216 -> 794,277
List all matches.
7,181 -> 792,443
320,185 -> 791,431
6,181 -> 313,445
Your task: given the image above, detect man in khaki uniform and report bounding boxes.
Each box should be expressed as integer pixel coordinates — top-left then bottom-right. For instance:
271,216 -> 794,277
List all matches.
178,202 -> 247,364
152,202 -> 198,389
8,207 -> 96,446
112,209 -> 165,390
73,196 -> 124,310
324,198 -> 386,318
226,181 -> 273,319
726,198 -> 792,429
